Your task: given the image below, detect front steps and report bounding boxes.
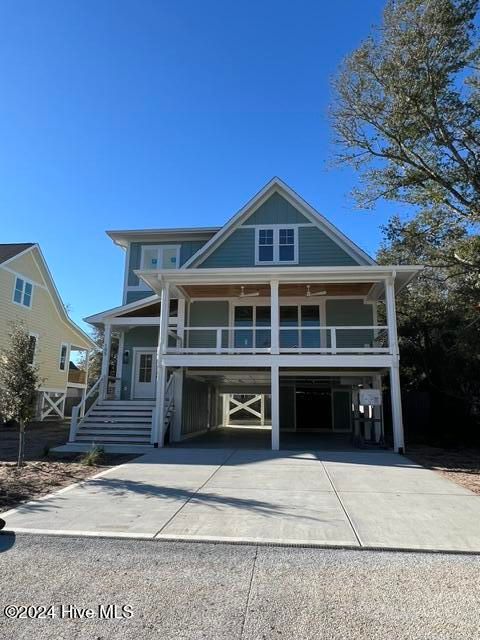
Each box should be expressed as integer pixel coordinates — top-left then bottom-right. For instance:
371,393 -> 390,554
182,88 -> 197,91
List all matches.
73,400 -> 155,447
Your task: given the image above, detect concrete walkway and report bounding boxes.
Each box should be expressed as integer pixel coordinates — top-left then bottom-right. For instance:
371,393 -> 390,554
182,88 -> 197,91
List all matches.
2,449 -> 480,552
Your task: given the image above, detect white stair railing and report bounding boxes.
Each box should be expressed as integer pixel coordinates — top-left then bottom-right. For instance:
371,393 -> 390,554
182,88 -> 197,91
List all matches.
69,375 -> 104,443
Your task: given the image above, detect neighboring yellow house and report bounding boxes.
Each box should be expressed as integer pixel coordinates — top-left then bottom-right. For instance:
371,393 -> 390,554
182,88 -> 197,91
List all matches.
0,243 -> 96,420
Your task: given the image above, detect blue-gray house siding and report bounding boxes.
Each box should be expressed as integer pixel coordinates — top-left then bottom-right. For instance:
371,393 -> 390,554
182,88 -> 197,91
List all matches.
197,193 -> 363,268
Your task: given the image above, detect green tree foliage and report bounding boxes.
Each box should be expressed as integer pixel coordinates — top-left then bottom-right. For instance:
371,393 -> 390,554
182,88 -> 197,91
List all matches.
332,0 -> 480,226
378,214 -> 480,417
0,322 -> 40,466
331,0 -> 480,442
77,327 -> 118,387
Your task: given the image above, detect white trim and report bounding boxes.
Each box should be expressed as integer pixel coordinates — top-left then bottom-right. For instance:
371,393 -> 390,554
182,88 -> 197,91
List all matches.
182,178 -> 376,268
12,274 -> 34,309
163,354 -> 395,368
131,347 -> 157,400
85,294 -> 159,324
254,225 -> 299,266
107,228 -> 219,249
122,242 -> 131,304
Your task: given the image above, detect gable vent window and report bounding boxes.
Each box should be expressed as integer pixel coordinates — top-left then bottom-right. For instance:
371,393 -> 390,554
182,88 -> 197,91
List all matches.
13,277 -> 33,308
256,227 -> 298,265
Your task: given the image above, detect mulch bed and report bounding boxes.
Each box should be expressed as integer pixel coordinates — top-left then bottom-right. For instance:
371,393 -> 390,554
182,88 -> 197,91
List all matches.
0,421 -> 135,511
407,445 -> 480,495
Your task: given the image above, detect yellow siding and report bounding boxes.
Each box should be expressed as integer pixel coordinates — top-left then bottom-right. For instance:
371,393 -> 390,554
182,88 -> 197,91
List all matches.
0,249 -> 92,391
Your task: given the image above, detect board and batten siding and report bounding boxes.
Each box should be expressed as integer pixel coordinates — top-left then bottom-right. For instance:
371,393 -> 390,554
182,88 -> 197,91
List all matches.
181,377 -> 212,436
0,250 -> 91,390
325,299 -> 374,348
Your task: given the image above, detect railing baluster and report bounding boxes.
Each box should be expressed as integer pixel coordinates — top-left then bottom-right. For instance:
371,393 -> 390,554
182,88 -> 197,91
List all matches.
331,328 -> 337,354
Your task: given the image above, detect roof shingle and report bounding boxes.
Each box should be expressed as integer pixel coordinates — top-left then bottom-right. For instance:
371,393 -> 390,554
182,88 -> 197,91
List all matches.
0,243 -> 35,264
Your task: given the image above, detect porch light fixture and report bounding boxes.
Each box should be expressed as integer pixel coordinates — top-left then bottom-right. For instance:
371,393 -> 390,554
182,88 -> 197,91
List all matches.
123,350 -> 130,365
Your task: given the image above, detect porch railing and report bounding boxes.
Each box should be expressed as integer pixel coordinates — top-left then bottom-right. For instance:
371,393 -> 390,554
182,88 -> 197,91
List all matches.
69,374 -> 104,442
166,325 -> 389,355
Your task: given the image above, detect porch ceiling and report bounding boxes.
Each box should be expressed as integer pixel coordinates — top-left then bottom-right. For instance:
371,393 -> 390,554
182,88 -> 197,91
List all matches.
182,282 -> 373,298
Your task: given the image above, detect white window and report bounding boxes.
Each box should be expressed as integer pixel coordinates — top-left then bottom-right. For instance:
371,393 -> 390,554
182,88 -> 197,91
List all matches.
59,343 -> 69,371
255,227 -> 298,265
141,245 -> 180,271
13,277 -> 33,307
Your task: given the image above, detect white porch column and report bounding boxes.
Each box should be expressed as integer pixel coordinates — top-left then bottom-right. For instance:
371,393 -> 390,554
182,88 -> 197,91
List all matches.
390,364 -> 405,453
271,363 -> 280,450
154,283 -> 170,446
372,374 -> 383,443
385,276 -> 399,358
177,297 -> 186,346
101,323 -> 112,399
270,279 -> 279,354
385,275 -> 405,453
114,332 -> 125,400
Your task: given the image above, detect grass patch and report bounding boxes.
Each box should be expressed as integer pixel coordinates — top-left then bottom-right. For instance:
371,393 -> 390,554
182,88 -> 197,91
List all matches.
79,445 -> 106,467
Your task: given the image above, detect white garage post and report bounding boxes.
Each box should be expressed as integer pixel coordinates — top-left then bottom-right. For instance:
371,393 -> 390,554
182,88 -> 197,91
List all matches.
385,276 -> 405,453
271,363 -> 280,450
154,282 -> 170,447
171,368 -> 184,441
100,323 -> 112,400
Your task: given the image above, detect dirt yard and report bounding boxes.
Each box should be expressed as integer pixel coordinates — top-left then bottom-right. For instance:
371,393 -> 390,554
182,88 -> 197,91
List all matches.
0,421 -> 134,511
408,445 -> 480,495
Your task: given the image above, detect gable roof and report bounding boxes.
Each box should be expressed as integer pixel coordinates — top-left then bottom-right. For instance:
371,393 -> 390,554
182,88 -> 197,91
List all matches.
0,243 -> 35,265
182,178 -> 375,268
0,243 -> 95,350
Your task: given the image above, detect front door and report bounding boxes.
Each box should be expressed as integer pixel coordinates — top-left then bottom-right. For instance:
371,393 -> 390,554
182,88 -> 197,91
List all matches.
133,350 -> 156,399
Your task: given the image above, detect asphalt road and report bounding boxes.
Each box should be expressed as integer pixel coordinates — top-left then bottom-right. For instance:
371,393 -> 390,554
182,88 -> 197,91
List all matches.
0,534 -> 479,639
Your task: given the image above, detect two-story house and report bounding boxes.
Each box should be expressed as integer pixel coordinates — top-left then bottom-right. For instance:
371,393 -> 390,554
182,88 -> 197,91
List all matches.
0,243 -> 95,420
70,178 -> 421,453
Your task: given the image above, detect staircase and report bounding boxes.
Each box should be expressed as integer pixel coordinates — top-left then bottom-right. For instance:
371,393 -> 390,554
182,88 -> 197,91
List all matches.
74,400 -> 155,446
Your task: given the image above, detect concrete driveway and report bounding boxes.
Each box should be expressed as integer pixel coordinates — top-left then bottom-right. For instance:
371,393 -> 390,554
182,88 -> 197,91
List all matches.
2,448 -> 480,552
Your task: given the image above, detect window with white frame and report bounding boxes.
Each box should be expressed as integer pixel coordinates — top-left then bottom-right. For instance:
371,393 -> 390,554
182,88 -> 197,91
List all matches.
256,227 -> 298,264
13,277 -> 33,307
28,334 -> 37,364
59,343 -> 69,371
141,245 -> 180,271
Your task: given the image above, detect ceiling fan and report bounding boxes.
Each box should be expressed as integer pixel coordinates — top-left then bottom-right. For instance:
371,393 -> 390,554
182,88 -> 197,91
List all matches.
306,285 -> 327,297
239,285 -> 260,298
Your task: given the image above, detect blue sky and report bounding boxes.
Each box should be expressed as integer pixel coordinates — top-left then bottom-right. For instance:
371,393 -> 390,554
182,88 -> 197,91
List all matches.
1,0 -> 401,332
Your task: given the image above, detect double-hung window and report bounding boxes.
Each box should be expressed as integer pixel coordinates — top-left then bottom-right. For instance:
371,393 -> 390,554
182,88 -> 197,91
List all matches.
256,227 -> 298,265
13,277 -> 33,307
